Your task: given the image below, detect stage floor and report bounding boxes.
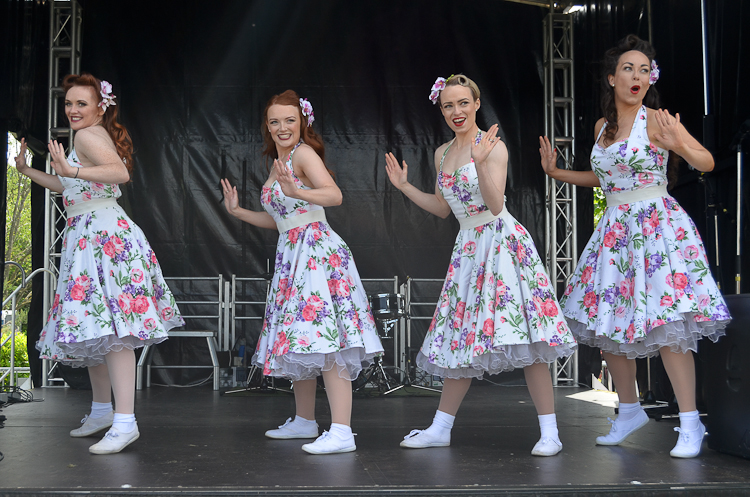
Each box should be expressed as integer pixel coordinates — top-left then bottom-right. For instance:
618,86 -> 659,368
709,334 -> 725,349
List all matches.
1,382 -> 749,496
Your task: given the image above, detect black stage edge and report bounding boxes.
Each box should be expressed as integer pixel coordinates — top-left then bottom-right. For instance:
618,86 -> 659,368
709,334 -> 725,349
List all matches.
1,386 -> 749,497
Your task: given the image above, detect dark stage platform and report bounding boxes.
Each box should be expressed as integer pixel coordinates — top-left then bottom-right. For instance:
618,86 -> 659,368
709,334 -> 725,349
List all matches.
1,383 -> 748,497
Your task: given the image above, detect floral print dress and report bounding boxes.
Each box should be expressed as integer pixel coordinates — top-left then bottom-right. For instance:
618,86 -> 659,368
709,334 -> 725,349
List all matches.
252,143 -> 383,381
417,139 -> 577,379
560,106 -> 730,357
37,149 -> 184,367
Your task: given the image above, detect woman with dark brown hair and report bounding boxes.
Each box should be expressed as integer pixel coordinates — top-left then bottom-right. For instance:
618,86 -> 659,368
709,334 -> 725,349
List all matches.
540,35 -> 730,458
16,73 -> 184,454
222,90 -> 383,454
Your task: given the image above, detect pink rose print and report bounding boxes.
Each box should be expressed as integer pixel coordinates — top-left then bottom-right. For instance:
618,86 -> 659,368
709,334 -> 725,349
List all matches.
131,268 -> 144,283
112,236 -> 125,253
144,318 -> 156,331
581,266 -> 593,284
603,231 -> 616,248
118,219 -> 130,229
564,284 -> 573,296
65,315 -> 78,326
78,238 -> 87,250
583,291 -> 597,309
482,318 -> 494,337
118,294 -> 133,314
466,331 -> 475,346
556,321 -> 567,334
626,323 -> 636,342
283,314 -> 294,326
515,224 -> 527,235
133,295 -> 150,314
684,245 -> 699,260
476,272 -> 485,291
673,272 -> 688,290
287,228 -> 301,244
441,174 -> 455,189
302,305 -> 317,322
536,273 -> 549,287
75,275 -> 91,289
456,301 -> 466,320
307,295 -> 325,311
615,306 -> 626,318
542,299 -> 559,317
329,253 -> 342,267
675,227 -> 686,240
337,281 -> 351,297
697,294 -> 710,310
327,279 -> 339,296
298,336 -> 310,347
497,280 -> 507,296
450,340 -> 459,351
638,172 -> 654,185
70,285 -> 86,301
660,295 -> 673,307
103,241 -> 117,258
307,257 -> 317,270
463,241 -> 476,255
161,306 -> 174,320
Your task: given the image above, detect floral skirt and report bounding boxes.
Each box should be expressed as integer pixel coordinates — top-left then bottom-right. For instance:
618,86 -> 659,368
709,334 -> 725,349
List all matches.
37,204 -> 184,367
251,221 -> 384,381
560,196 -> 730,358
417,213 -> 577,379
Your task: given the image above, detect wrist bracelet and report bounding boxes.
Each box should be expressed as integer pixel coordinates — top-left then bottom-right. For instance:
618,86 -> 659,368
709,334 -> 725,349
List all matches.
74,168 -> 79,179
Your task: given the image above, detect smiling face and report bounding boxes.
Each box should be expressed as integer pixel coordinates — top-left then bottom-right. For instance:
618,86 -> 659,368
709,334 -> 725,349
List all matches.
439,85 -> 480,134
609,50 -> 652,105
266,104 -> 302,149
65,85 -> 105,130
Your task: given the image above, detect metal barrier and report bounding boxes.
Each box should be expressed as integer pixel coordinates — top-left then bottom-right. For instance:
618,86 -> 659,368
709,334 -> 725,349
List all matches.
136,275 -> 223,390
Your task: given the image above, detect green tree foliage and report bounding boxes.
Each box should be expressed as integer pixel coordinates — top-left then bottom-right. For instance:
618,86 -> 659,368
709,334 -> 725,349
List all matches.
5,133 -> 33,331
593,187 -> 606,227
1,325 -> 30,372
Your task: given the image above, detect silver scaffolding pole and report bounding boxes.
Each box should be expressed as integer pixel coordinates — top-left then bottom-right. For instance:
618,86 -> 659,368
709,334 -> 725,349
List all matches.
543,11 -> 578,386
42,0 -> 82,387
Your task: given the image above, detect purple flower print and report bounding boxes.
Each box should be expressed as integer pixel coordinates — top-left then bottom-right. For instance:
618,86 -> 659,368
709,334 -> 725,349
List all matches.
139,330 -> 148,339
458,190 -> 471,202
108,297 -> 120,314
646,253 -> 662,277
618,142 -> 628,157
433,335 -> 444,348
603,287 -> 617,305
429,352 -> 437,363
549,335 -> 563,345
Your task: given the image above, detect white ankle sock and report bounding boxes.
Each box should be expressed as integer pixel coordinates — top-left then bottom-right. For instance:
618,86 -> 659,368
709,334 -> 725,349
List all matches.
538,413 -> 559,441
112,413 -> 137,433
425,410 -> 455,436
90,402 -> 113,419
617,401 -> 643,422
329,423 -> 353,440
679,410 -> 701,432
294,415 -> 317,426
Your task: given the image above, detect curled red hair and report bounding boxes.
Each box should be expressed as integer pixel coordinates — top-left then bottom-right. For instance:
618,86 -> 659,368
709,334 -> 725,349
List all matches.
62,73 -> 133,173
261,90 -> 333,178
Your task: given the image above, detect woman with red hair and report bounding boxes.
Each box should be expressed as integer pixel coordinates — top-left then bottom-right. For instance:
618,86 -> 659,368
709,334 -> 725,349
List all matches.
222,90 -> 383,454
15,73 -> 184,454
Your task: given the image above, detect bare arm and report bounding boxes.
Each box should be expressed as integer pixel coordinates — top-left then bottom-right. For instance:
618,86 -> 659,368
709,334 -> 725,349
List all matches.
14,138 -> 64,193
472,124 -> 507,216
275,145 -> 342,207
650,109 -> 714,172
539,136 -> 600,187
220,178 -> 277,230
384,150 -> 451,218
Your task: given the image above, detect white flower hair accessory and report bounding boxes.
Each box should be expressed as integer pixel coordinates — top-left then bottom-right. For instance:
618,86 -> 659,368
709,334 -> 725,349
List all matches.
429,77 -> 447,105
649,60 -> 660,85
99,80 -> 117,110
299,98 -> 314,126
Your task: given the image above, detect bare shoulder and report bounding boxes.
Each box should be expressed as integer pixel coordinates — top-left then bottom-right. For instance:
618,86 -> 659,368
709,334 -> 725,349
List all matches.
490,138 -> 508,160
433,142 -> 451,169
292,143 -> 322,163
594,117 -> 607,139
74,126 -> 115,151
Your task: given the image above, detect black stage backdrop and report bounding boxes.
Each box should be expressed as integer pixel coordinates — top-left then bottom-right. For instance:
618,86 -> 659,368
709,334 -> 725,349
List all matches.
2,0 -> 748,385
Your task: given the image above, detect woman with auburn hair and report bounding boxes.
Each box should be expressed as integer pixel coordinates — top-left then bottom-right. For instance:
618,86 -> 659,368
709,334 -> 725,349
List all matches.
222,90 -> 383,454
385,74 -> 576,456
15,73 -> 184,454
540,35 -> 730,458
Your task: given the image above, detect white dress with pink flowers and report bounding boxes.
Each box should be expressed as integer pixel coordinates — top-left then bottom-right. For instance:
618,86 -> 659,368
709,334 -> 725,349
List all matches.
252,142 -> 383,381
560,106 -> 730,357
416,138 -> 577,379
36,149 -> 184,367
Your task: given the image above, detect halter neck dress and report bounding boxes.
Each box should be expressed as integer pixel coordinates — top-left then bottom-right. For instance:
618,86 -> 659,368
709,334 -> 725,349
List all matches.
36,149 -> 184,366
560,106 -> 730,357
416,136 -> 577,379
253,142 -> 383,380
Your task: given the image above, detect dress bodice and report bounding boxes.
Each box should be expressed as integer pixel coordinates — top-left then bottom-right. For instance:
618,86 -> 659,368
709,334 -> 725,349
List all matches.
260,142 -> 324,222
59,149 -> 122,209
590,105 -> 669,195
436,136 -> 504,222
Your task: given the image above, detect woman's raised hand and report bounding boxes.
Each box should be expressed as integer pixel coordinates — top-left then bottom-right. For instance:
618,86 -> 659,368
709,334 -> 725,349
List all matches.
385,152 -> 409,191
653,109 -> 685,152
274,158 -> 298,198
14,138 -> 29,173
221,178 -> 239,214
471,124 -> 501,164
48,140 -> 76,178
538,136 -> 558,177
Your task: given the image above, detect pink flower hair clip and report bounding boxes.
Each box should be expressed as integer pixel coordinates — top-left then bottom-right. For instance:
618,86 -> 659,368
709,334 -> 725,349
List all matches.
299,98 -> 315,126
98,80 -> 117,111
649,60 -> 660,85
429,77 -> 447,105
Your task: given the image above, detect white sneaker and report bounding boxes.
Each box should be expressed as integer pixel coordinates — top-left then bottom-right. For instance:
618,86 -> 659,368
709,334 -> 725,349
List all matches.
531,437 -> 563,456
400,429 -> 450,448
596,409 -> 649,445
89,426 -> 140,454
265,417 -> 319,440
301,431 -> 356,454
670,422 -> 706,458
70,412 -> 114,438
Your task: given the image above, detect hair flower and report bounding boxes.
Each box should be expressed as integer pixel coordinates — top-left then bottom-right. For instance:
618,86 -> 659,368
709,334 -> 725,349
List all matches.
299,98 -> 315,126
649,60 -> 660,85
99,80 -> 117,110
429,77 -> 447,104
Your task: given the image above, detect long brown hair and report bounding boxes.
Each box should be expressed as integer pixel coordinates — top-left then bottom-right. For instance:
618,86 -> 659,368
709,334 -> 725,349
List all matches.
261,90 -> 333,177
62,73 -> 133,172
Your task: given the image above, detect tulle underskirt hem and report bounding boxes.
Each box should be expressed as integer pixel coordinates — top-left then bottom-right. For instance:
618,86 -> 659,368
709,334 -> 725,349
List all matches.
566,313 -> 728,359
38,334 -> 168,368
416,342 -> 577,379
252,347 -> 380,381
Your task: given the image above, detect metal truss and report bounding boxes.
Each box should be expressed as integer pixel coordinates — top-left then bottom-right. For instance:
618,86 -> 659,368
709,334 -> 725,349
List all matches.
543,13 -> 578,386
42,0 -> 82,386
